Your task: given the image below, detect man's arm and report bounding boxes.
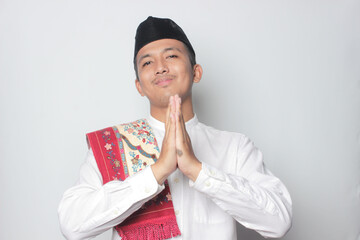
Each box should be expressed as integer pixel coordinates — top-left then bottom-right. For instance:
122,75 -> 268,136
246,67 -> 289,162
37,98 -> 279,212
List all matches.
58,98 -> 179,240
58,149 -> 164,240
172,95 -> 292,238
190,139 -> 292,238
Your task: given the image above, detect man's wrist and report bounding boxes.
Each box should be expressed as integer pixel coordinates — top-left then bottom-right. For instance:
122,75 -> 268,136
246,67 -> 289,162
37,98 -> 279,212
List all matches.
184,160 -> 202,182
151,162 -> 171,185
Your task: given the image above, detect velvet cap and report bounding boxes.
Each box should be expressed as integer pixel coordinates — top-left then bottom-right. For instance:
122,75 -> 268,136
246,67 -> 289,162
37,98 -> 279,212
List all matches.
134,16 -> 195,63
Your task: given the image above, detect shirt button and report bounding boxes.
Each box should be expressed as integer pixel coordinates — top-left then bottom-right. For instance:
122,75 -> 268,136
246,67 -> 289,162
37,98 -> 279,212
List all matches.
174,178 -> 179,183
113,208 -> 119,215
175,210 -> 179,215
145,186 -> 150,193
205,181 -> 211,187
209,170 -> 215,176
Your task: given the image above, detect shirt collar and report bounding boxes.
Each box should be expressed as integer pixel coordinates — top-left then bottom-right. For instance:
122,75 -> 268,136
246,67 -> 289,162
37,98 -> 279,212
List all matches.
147,114 -> 199,131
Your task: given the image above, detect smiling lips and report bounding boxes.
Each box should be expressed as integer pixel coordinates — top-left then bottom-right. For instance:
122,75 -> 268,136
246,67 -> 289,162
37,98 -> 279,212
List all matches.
154,76 -> 175,87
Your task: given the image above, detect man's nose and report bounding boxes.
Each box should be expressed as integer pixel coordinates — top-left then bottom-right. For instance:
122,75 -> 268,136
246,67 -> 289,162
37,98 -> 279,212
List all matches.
155,59 -> 168,75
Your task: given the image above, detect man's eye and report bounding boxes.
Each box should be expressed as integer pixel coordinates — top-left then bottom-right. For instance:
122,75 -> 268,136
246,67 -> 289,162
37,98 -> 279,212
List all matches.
142,61 -> 151,67
167,55 -> 178,59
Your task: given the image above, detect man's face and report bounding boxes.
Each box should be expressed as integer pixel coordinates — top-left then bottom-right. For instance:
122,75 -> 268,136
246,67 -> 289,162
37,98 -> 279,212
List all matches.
135,39 -> 198,108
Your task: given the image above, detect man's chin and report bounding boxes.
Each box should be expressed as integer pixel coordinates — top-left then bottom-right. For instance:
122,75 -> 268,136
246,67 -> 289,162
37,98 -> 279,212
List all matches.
156,93 -> 179,107
161,94 -> 174,104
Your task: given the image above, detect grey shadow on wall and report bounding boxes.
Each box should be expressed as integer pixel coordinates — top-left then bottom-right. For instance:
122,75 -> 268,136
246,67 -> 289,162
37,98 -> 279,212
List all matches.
237,224 -> 267,240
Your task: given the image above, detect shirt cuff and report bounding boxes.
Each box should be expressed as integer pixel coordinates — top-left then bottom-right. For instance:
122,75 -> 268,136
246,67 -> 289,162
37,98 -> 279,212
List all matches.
189,162 -> 226,196
80,167 -> 165,231
104,166 -> 165,206
128,166 -> 165,201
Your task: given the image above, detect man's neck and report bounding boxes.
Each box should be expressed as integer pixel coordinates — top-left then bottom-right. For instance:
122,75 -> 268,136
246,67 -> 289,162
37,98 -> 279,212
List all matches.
150,97 -> 194,123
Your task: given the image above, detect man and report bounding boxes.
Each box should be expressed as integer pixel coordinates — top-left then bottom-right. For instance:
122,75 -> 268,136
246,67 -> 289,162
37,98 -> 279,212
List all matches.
58,16 -> 292,240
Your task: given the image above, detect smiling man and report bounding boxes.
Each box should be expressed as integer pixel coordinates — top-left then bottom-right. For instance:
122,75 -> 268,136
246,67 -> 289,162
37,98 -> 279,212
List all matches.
58,16 -> 292,240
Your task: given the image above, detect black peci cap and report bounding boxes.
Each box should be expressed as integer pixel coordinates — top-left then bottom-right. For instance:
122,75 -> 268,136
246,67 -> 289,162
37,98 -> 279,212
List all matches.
134,16 -> 195,63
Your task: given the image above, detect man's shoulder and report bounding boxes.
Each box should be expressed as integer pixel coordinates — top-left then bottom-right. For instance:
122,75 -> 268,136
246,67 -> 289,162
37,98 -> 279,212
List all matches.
196,122 -> 256,152
196,121 -> 247,142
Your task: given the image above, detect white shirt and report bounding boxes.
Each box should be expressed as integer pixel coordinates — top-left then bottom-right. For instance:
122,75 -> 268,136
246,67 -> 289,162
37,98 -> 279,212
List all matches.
58,115 -> 292,240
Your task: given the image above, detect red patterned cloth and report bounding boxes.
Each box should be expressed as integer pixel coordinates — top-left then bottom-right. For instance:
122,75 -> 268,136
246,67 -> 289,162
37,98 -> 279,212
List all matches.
86,119 -> 181,240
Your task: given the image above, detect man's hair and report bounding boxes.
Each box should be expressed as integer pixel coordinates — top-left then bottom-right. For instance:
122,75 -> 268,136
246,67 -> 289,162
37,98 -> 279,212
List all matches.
134,43 -> 196,81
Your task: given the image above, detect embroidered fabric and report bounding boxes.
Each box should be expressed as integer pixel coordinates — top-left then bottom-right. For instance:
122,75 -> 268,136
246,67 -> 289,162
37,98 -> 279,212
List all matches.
86,119 -> 181,240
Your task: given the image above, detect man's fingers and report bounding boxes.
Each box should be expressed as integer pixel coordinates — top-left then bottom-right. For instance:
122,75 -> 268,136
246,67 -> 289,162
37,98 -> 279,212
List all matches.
164,96 -> 174,137
175,95 -> 187,141
165,96 -> 171,127
180,111 -> 187,140
168,96 -> 176,147
174,95 -> 186,147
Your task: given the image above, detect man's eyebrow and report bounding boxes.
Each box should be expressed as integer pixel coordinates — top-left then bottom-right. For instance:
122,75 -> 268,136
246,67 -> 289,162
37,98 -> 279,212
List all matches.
163,47 -> 183,53
138,54 -> 151,65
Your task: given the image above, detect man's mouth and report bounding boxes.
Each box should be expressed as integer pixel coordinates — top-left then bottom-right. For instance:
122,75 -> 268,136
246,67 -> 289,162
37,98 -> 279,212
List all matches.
154,76 -> 175,86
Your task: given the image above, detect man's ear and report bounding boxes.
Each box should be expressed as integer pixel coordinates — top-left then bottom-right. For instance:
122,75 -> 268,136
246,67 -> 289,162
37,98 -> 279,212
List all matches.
135,79 -> 145,96
193,64 -> 203,83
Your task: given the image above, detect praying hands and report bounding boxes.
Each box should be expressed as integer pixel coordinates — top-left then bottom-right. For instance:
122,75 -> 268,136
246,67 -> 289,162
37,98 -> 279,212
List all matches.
151,95 -> 202,185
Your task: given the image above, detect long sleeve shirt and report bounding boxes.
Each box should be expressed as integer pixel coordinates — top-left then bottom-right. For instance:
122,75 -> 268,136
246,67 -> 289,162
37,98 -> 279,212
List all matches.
58,115 -> 292,240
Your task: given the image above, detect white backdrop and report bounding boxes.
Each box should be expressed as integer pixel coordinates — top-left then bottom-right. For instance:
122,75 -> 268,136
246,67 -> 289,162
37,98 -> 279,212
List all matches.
0,0 -> 359,239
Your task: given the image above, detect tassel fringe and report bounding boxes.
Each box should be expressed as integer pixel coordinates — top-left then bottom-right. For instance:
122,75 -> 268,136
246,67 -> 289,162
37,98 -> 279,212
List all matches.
117,216 -> 181,240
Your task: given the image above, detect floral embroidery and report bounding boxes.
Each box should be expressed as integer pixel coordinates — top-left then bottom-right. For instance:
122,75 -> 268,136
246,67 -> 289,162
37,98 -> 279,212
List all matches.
114,160 -> 120,167
96,120 -> 174,211
113,127 -> 129,177
100,120 -> 160,180
143,190 -> 172,209
166,193 -> 172,201
120,133 -> 157,165
101,130 -> 123,180
104,143 -> 112,150
129,151 -> 143,173
131,157 -> 139,165
122,119 -> 160,153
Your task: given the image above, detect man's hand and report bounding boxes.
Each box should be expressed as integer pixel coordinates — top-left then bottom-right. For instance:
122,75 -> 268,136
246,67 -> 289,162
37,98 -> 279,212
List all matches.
174,95 -> 202,182
151,96 -> 178,185
151,95 -> 201,184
